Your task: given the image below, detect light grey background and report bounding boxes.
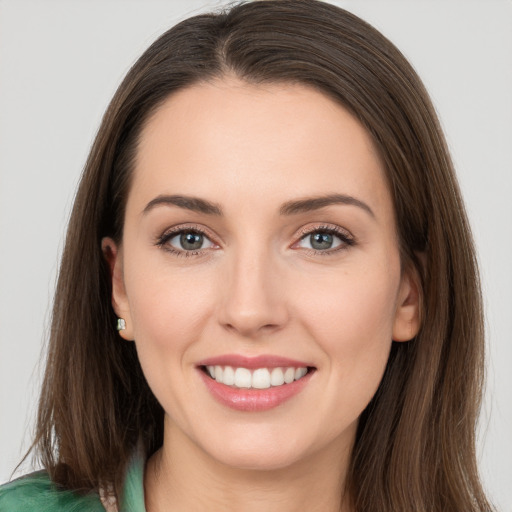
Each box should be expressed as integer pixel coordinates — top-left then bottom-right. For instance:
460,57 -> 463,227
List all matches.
1,1 -> 511,510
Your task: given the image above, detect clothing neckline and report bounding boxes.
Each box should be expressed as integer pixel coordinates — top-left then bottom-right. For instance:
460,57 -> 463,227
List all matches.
100,447 -> 146,512
121,447 -> 147,512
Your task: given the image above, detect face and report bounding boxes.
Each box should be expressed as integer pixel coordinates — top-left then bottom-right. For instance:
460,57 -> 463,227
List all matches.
103,79 -> 420,471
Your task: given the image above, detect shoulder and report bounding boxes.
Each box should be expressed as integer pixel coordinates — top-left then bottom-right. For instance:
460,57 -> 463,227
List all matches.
0,471 -> 105,512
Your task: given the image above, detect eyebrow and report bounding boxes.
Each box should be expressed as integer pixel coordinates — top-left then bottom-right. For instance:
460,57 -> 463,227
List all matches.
142,193 -> 374,218
279,194 -> 375,218
143,195 -> 223,216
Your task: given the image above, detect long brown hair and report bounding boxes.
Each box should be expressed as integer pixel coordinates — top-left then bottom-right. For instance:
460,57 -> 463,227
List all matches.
30,1 -> 492,510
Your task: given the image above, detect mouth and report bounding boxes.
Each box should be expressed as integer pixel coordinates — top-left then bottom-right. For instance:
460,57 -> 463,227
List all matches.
196,355 -> 316,412
200,365 -> 315,389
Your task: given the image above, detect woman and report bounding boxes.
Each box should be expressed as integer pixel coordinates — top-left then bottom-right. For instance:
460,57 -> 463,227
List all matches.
0,1 -> 495,511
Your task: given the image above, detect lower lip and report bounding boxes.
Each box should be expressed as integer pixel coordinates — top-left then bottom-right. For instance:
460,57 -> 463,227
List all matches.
198,368 -> 313,412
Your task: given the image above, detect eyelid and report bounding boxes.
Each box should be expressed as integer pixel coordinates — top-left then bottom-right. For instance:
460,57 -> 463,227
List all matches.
291,223 -> 355,253
295,223 -> 353,240
155,223 -> 220,255
155,222 -> 354,257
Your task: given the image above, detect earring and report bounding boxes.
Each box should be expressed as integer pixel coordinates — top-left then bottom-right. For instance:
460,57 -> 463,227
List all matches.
117,318 -> 126,331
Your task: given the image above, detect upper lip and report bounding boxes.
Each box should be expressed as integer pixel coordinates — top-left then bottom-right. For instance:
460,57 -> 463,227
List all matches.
196,354 -> 314,369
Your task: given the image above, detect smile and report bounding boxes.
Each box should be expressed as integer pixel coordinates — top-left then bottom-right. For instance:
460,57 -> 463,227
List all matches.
197,355 -> 316,412
204,365 -> 309,389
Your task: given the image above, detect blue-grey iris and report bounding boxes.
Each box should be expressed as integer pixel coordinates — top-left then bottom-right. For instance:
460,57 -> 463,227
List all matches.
181,232 -> 203,250
310,232 -> 333,250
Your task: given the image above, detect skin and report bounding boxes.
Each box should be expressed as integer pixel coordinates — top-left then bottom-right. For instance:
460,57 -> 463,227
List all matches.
103,78 -> 420,512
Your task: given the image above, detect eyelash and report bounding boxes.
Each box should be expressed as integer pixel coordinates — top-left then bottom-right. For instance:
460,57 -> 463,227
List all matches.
294,225 -> 355,256
155,224 -> 355,257
155,224 -> 216,258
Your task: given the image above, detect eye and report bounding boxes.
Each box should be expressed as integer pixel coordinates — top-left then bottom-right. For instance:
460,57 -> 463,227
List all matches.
294,226 -> 354,253
158,228 -> 216,255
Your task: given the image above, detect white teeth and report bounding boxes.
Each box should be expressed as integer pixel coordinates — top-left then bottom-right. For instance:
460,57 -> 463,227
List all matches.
284,367 -> 295,384
207,365 -> 309,389
295,367 -> 307,380
270,367 -> 285,386
223,365 -> 235,386
234,367 -> 252,388
252,368 -> 271,389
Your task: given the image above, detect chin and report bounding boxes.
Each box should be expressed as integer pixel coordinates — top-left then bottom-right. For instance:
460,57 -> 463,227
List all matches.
210,445 -> 305,472
196,427 -> 325,472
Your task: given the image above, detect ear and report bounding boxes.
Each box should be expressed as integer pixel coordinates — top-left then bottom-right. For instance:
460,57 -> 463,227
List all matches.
101,237 -> 134,341
392,263 -> 422,342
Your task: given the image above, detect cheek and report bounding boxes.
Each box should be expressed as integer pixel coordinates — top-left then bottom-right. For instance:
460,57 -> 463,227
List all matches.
123,259 -> 218,398
124,263 -> 219,420
126,255 -> 214,342
296,260 -> 400,398
300,261 -> 399,339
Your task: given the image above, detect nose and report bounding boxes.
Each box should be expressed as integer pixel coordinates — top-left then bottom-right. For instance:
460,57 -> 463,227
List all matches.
217,248 -> 289,338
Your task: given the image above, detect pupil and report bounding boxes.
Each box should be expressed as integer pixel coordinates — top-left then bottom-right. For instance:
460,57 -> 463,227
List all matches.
311,232 -> 333,250
180,232 -> 203,250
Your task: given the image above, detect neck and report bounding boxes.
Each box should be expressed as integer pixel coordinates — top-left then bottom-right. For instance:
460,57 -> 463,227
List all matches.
144,419 -> 354,512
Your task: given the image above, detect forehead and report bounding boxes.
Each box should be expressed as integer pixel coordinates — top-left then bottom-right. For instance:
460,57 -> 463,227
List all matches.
130,79 -> 391,219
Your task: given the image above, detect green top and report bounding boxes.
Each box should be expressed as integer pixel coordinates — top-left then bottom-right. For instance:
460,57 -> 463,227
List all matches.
0,450 -> 146,512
